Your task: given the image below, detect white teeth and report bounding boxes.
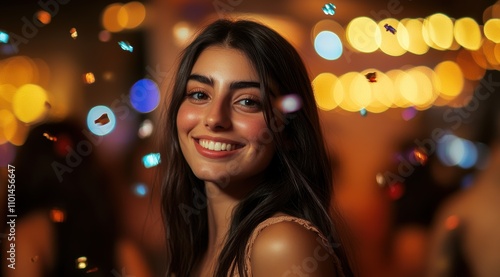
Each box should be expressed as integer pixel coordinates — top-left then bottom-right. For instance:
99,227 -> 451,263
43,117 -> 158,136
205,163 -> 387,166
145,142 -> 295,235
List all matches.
199,139 -> 236,152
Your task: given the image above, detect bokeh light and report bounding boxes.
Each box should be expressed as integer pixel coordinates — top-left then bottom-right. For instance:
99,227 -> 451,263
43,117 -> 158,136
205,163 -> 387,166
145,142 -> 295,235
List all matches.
311,19 -> 349,52
0,56 -> 39,87
378,18 -> 407,56
101,3 -> 125,32
119,1 -> 146,29
338,72 -> 369,111
401,107 -> 417,121
312,73 -> 342,111
133,183 -> 148,197
314,31 -> 343,60
277,94 -> 302,113
402,18 -> 429,55
129,78 -> 160,113
454,17 -> 482,50
456,49 -> 486,81
347,17 -> 381,53
484,18 -> 500,43
173,21 -> 195,47
437,134 -> 477,168
86,105 -> 116,136
12,84 -> 48,123
434,61 -> 464,100
424,13 -> 454,50
138,119 -> 153,139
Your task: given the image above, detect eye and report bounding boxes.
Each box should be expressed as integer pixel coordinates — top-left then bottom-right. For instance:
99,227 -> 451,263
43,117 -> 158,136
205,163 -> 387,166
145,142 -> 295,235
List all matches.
186,90 -> 209,102
235,96 -> 262,111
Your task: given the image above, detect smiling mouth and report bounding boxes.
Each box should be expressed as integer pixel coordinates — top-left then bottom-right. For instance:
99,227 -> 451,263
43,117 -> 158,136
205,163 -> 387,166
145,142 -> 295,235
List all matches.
197,139 -> 243,152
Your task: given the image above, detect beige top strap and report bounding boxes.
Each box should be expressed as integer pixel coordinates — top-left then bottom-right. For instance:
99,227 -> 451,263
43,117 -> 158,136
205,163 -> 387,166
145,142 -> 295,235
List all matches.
242,215 -> 343,276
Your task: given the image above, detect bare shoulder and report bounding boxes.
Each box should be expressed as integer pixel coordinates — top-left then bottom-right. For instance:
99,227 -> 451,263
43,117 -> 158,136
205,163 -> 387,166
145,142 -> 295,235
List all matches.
250,220 -> 337,277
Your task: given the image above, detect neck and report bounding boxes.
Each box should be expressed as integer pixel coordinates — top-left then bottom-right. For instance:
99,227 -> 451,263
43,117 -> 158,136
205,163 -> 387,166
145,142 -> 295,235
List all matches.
203,179 -> 259,253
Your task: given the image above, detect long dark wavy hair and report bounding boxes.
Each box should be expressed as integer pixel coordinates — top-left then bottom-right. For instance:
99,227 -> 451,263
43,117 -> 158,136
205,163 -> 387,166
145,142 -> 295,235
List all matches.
158,18 -> 355,276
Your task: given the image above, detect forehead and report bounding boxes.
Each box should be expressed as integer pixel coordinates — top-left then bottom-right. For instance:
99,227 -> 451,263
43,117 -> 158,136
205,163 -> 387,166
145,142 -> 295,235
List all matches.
190,46 -> 259,81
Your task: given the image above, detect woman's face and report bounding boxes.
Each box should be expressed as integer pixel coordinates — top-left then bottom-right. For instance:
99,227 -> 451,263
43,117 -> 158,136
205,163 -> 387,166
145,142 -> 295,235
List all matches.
176,46 -> 276,186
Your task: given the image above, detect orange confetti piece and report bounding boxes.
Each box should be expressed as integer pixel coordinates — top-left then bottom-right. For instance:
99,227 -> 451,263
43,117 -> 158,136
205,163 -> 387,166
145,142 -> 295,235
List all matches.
94,113 -> 110,125
43,132 -> 58,142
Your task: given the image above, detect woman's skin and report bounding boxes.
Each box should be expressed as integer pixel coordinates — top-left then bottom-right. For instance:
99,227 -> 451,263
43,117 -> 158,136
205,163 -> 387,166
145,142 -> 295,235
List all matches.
177,45 -> 337,276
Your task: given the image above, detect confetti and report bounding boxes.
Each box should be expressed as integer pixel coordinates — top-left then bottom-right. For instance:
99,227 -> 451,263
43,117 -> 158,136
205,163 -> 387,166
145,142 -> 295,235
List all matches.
87,106 -> 116,136
360,108 -> 367,117
322,3 -> 336,15
70,27 -> 78,39
142,153 -> 161,168
31,255 -> 39,263
384,23 -> 397,34
86,267 -> 99,273
94,113 -> 110,125
277,94 -> 302,113
365,72 -> 377,82
76,256 -> 87,269
0,31 -> 9,43
118,41 -> 133,52
36,10 -> 51,25
83,72 -> 95,84
412,147 -> 428,165
43,132 -> 58,142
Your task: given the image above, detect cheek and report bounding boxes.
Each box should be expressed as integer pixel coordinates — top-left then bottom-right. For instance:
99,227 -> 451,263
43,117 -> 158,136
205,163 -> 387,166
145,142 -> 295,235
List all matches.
234,116 -> 271,145
177,103 -> 200,133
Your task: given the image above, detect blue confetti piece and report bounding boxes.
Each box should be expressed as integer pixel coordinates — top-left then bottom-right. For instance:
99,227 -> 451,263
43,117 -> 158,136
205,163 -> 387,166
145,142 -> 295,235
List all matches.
142,152 -> 161,168
384,23 -> 397,34
322,3 -> 336,15
118,41 -> 133,52
0,31 -> 9,44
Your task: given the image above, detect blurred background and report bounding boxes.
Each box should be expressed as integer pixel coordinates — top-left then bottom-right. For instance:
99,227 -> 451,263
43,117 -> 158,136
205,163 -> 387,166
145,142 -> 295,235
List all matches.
0,0 -> 499,276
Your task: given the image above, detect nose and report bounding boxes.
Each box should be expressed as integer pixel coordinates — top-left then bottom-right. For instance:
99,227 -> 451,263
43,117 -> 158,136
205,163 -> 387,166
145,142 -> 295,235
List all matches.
204,99 -> 231,131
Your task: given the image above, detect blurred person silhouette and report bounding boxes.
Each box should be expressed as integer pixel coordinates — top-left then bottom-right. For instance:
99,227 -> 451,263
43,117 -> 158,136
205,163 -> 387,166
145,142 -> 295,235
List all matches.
426,70 -> 500,277
1,119 -> 152,277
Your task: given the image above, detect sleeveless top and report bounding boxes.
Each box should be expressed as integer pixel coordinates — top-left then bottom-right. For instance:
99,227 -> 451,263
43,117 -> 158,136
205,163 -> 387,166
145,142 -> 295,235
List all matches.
236,215 -> 346,277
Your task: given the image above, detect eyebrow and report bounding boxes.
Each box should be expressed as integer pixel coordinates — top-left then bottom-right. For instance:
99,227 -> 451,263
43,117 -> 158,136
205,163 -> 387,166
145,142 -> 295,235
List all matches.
188,74 -> 261,90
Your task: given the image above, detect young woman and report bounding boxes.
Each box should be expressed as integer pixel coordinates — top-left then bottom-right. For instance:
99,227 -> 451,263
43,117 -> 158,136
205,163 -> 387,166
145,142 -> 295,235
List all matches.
158,18 -> 355,276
